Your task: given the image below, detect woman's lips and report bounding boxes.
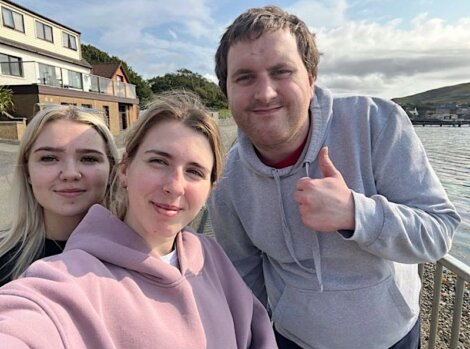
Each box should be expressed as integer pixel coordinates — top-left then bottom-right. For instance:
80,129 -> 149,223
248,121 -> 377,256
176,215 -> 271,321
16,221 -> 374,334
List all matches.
54,188 -> 86,198
152,202 -> 182,217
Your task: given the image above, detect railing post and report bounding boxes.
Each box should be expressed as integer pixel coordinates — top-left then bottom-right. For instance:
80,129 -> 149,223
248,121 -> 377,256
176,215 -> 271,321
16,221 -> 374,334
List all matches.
428,263 -> 443,349
449,277 -> 465,349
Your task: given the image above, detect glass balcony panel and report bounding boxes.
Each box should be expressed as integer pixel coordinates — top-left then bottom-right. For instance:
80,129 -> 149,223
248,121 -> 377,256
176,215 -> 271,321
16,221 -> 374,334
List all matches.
115,81 -> 125,97
98,77 -> 113,95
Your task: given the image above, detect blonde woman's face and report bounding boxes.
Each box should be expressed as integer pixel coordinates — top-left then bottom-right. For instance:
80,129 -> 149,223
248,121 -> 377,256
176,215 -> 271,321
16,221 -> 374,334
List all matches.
119,120 -> 213,256
27,120 -> 111,229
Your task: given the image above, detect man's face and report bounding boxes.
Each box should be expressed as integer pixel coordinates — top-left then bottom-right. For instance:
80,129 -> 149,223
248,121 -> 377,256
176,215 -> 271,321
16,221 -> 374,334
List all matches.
226,28 -> 314,162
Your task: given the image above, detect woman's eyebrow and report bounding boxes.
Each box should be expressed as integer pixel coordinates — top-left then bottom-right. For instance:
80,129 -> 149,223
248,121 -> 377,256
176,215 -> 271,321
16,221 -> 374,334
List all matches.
33,147 -> 105,155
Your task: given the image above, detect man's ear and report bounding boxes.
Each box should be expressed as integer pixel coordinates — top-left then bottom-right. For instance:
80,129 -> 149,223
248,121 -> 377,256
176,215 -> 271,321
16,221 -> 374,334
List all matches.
308,73 -> 315,88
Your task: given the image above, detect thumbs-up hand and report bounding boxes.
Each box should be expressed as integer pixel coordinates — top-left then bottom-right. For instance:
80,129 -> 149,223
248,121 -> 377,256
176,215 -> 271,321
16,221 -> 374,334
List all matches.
294,147 -> 355,232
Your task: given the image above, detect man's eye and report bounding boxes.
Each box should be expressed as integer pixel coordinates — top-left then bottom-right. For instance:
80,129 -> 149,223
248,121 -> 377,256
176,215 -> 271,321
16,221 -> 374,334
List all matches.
235,75 -> 254,84
273,69 -> 291,77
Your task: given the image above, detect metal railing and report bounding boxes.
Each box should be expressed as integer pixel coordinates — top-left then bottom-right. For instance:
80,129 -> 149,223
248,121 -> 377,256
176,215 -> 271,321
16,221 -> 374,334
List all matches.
1,61 -> 137,99
420,255 -> 470,349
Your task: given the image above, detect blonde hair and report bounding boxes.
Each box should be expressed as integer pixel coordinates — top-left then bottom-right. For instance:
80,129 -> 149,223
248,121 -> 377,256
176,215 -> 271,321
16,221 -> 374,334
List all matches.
110,91 -> 224,220
0,105 -> 119,281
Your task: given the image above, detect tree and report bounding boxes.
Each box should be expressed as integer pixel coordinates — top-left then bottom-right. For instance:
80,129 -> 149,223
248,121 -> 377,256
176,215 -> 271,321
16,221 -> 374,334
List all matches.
82,44 -> 153,106
0,86 -> 14,116
148,69 -> 227,109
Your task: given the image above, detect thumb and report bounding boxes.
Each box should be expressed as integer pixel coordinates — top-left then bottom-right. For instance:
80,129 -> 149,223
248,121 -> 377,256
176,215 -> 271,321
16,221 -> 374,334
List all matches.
319,147 -> 339,178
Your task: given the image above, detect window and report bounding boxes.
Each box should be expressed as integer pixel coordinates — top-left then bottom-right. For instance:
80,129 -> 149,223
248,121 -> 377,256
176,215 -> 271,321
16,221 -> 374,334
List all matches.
62,32 -> 77,50
67,70 -> 82,89
36,21 -> 53,42
0,53 -> 23,76
103,106 -> 110,127
1,7 -> 24,32
38,63 -> 61,87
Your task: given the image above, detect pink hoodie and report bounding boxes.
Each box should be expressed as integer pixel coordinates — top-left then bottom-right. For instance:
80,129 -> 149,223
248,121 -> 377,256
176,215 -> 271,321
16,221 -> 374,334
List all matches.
0,205 -> 277,349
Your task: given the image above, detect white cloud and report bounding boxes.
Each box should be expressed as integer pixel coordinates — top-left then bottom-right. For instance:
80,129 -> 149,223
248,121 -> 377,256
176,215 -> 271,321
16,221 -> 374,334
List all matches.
314,14 -> 470,98
168,30 -> 178,40
13,0 -> 470,98
287,0 -> 348,28
54,0 -> 219,79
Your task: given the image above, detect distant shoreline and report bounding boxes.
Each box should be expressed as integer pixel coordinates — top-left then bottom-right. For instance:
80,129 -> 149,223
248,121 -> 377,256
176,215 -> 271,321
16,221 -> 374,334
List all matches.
411,119 -> 470,127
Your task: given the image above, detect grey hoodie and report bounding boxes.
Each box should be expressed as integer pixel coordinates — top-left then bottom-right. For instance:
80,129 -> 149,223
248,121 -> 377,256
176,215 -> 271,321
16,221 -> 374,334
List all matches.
208,86 -> 460,349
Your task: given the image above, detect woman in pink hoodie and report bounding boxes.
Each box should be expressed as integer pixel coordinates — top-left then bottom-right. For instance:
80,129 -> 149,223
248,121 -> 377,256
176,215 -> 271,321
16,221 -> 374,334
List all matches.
0,91 -> 277,349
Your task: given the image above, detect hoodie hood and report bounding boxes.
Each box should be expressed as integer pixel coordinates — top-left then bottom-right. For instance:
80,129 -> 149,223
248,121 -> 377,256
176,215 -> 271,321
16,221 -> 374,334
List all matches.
65,204 -> 204,284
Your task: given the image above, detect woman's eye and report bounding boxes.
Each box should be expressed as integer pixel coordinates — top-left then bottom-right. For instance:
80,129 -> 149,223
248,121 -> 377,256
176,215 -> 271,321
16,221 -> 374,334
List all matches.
40,155 -> 57,162
148,158 -> 167,165
187,168 -> 205,178
81,156 -> 100,163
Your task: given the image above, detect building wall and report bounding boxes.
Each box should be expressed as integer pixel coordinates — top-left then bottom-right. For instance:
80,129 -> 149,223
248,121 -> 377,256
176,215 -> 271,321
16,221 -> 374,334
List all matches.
0,119 -> 26,140
129,104 -> 138,124
0,1 -> 81,61
36,94 -> 121,135
9,91 -> 123,136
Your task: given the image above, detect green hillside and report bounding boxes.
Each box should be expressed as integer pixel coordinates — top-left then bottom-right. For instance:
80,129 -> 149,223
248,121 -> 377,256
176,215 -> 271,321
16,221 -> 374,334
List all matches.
392,82 -> 470,106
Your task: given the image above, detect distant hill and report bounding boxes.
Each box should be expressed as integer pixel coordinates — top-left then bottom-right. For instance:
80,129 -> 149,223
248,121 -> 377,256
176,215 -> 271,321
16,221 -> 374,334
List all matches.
392,82 -> 470,106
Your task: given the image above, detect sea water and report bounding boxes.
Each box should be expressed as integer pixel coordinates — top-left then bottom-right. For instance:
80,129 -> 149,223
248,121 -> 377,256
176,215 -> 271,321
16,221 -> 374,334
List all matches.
414,126 -> 470,266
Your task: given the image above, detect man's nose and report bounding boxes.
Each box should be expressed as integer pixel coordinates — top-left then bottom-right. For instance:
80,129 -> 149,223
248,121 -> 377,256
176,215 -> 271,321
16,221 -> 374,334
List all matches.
254,75 -> 277,103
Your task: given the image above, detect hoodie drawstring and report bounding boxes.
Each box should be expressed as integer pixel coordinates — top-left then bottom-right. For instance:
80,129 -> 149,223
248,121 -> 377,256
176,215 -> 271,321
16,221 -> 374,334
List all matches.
272,166 -> 324,291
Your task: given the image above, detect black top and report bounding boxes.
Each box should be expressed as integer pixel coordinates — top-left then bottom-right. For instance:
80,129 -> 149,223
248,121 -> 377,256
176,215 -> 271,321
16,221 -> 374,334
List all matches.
0,238 -> 67,286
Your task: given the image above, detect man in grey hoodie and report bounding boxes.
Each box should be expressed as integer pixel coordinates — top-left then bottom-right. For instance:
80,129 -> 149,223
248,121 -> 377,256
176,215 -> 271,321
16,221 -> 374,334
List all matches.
208,5 -> 461,349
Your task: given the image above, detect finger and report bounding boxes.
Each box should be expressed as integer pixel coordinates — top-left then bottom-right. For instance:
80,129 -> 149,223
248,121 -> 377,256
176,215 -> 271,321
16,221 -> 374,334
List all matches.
296,176 -> 311,191
319,146 -> 340,178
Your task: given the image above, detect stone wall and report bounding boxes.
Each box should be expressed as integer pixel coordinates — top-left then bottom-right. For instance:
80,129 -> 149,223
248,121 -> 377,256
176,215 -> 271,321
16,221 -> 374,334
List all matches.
0,120 -> 27,140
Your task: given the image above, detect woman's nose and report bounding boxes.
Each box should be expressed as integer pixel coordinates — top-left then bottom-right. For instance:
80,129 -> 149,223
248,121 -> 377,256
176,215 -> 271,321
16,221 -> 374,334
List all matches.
59,162 -> 82,181
162,170 -> 184,196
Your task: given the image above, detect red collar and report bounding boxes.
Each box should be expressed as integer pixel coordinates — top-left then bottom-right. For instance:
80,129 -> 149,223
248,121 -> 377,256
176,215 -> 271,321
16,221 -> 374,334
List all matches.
262,133 -> 309,169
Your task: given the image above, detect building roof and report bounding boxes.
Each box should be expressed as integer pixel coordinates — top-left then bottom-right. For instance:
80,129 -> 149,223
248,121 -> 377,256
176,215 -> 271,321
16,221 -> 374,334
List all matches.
91,62 -> 129,81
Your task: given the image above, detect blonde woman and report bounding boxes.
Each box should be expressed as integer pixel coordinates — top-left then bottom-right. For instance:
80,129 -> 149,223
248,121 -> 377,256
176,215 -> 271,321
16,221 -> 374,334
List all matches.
0,92 -> 276,349
0,106 -> 119,285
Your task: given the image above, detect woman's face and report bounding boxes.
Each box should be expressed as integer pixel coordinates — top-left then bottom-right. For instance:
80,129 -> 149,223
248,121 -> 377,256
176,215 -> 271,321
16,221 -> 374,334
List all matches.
120,120 -> 213,255
27,119 -> 111,232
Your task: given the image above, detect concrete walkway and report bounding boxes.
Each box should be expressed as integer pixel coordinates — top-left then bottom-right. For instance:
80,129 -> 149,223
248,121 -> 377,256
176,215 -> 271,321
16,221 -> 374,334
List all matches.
0,140 -> 19,228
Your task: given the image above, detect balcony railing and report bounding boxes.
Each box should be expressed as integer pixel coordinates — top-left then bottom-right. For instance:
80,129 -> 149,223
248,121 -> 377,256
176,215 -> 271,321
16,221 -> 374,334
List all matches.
420,255 -> 470,348
2,61 -> 137,99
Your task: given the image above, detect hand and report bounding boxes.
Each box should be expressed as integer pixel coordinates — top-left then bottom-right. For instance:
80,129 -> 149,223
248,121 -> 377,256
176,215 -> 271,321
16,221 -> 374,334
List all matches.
294,147 -> 355,232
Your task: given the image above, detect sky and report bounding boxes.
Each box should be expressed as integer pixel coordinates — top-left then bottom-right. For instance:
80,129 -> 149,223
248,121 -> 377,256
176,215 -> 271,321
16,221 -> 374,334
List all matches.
12,0 -> 470,99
